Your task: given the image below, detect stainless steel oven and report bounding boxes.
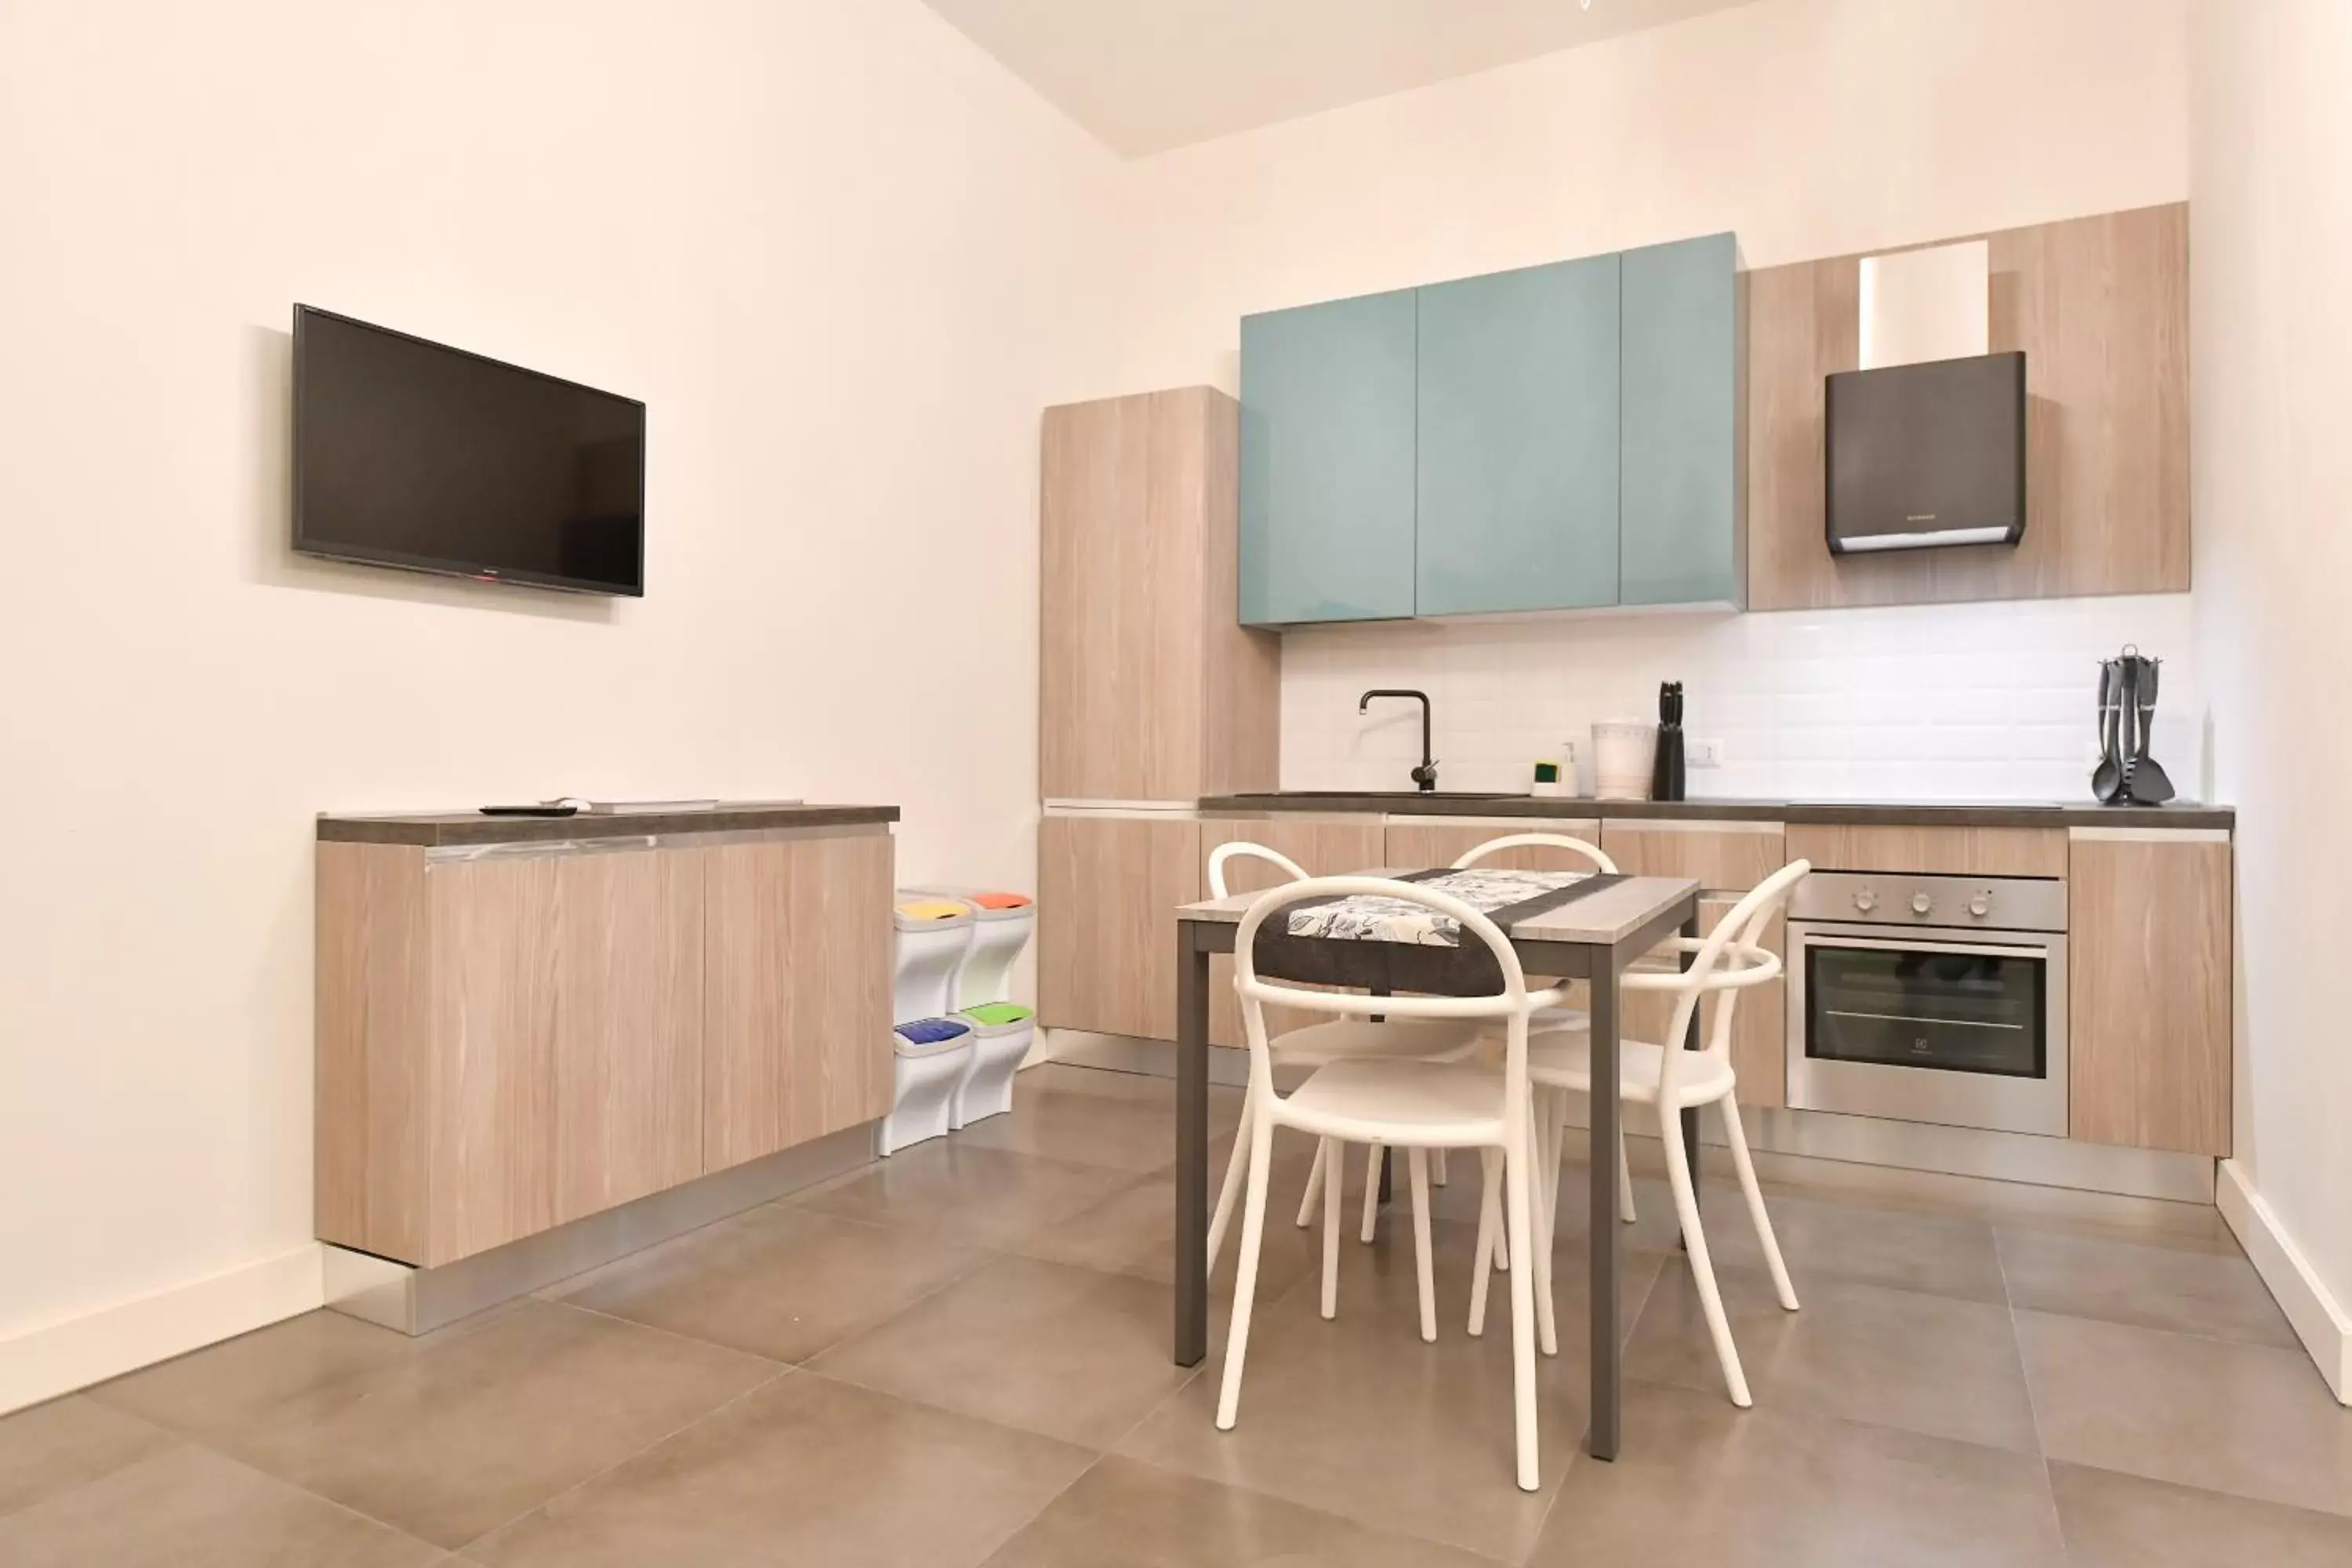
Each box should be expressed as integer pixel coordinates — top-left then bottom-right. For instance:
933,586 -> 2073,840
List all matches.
1785,871 -> 2068,1137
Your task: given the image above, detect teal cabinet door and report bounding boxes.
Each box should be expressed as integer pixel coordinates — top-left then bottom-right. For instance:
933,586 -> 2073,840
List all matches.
1621,233 -> 1740,606
1239,290 -> 1417,626
1414,254 -> 1621,616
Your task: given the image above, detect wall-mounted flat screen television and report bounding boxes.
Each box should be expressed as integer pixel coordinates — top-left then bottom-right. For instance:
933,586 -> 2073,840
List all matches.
292,306 -> 645,595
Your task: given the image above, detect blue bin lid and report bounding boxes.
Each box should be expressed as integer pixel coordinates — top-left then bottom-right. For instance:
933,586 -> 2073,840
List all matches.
894,1017 -> 971,1049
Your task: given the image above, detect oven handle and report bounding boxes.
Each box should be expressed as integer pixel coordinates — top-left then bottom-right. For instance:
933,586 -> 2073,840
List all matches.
1786,924 -> 2061,962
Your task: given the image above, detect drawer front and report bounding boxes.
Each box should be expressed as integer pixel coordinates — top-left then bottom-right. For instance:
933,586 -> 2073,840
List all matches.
1785,824 -> 2067,880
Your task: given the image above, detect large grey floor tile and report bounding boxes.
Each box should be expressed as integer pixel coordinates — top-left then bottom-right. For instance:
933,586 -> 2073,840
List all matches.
555,1201 -> 989,1361
1015,1144 -> 1321,1303
1994,1224 -> 2298,1348
0,1443 -> 443,1567
1626,1263 -> 2041,1453
1526,1380 -> 2066,1567
2050,1459 -> 2352,1566
953,1065 -> 1240,1172
91,1308 -> 442,1442
0,1395 -> 174,1519
219,1301 -> 779,1548
1703,1189 -> 2008,1305
1118,1218 -> 1632,1564
466,1372 -> 1092,1568
791,1138 -> 1136,1248
981,1454 -> 1502,1566
2017,1309 -> 2352,1518
811,1254 -> 1203,1447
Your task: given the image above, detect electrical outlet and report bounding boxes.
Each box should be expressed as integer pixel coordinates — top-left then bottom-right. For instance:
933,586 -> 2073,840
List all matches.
1687,737 -> 1726,768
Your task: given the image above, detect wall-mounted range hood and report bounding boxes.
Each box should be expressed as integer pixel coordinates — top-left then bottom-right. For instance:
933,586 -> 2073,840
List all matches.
1825,241 -> 2027,555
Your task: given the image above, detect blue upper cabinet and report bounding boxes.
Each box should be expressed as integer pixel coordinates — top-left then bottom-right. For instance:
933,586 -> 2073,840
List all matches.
1239,289 -> 1418,626
1620,232 -> 1742,607
1414,254 -> 1622,616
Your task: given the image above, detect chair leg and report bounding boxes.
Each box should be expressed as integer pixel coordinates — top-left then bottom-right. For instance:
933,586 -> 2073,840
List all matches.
1207,1085 -> 1252,1269
1409,1148 -> 1436,1343
1321,1125 -> 1344,1319
1296,1137 -> 1330,1229
1432,1146 -> 1450,1187
1468,1149 -> 1501,1338
1660,1102 -> 1751,1408
1722,1096 -> 1799,1312
1617,1126 -> 1639,1225
1215,1112 -> 1279,1431
1359,1144 -> 1384,1245
1504,1122 -> 1541,1493
1532,1094 -> 1560,1358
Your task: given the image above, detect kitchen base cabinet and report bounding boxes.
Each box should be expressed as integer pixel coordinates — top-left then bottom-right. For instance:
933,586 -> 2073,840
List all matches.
1203,815 -> 1385,1049
1381,816 -> 1604,873
1037,814 -> 1203,1041
1601,821 -> 1790,1109
2067,833 -> 2232,1156
317,822 -> 892,1269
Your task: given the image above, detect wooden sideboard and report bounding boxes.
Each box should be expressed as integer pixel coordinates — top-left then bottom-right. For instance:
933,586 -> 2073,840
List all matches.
315,805 -> 895,1268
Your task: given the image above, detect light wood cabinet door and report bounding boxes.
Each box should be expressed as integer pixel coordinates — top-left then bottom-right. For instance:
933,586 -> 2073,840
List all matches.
1381,817 -> 1605,873
1785,823 -> 2066,880
703,833 -> 895,1174
1203,816 -> 1386,1048
554,849 -> 706,1225
1037,815 -> 1203,1040
316,842 -> 430,1263
1601,822 -> 1791,1108
426,855 -> 562,1265
2068,836 -> 2232,1156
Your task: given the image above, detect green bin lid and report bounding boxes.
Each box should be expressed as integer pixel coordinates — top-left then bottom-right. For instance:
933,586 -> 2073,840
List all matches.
961,1001 -> 1034,1027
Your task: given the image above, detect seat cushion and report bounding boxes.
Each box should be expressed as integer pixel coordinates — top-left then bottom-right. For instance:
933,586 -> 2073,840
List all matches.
1265,1018 -> 1485,1068
1283,1059 -> 1505,1143
1526,1033 -> 1736,1107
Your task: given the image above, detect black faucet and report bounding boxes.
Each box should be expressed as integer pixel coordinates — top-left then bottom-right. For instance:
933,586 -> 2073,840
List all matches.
1359,689 -> 1438,792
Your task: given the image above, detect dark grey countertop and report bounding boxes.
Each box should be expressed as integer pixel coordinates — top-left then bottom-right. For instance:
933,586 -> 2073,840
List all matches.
1197,793 -> 2235,831
318,800 -> 900,846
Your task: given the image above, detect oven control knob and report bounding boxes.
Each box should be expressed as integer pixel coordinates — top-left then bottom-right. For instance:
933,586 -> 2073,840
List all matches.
1911,891 -> 1934,916
1968,894 -> 1991,919
1853,888 -> 1877,913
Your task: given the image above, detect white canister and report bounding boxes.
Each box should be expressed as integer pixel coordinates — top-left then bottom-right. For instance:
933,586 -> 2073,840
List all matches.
1592,720 -> 1658,801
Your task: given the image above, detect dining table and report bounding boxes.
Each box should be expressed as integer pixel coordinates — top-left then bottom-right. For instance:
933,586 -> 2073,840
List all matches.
1170,866 -> 1703,1461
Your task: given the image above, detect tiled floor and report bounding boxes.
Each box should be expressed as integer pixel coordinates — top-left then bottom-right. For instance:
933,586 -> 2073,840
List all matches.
5,1063 -> 2349,1565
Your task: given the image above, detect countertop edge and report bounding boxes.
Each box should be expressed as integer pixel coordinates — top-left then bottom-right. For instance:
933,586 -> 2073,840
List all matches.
1196,795 -> 2235,831
318,804 -> 901,846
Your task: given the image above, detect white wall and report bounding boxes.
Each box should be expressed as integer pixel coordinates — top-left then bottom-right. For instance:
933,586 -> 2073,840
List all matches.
2188,0 -> 2352,1394
1097,0 -> 2195,804
0,0 -> 1117,1399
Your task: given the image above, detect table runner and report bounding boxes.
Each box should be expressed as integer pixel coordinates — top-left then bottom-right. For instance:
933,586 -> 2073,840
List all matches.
1250,868 -> 1628,995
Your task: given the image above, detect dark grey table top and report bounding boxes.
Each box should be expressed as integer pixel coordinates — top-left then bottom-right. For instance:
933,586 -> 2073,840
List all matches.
318,800 -> 898,846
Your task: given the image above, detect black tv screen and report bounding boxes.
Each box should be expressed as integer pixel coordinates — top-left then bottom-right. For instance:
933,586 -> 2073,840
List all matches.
292,306 -> 645,595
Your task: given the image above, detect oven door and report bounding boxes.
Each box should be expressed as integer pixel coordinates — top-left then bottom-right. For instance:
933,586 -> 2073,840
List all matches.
1784,922 -> 2068,1137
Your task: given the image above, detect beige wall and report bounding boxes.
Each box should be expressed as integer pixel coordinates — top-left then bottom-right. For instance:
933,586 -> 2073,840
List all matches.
1102,0 -> 2189,397
0,0 -> 1115,1383
2189,0 -> 2352,1393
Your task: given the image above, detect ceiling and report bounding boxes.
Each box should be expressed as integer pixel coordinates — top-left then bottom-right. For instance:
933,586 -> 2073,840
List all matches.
920,0 -> 1767,156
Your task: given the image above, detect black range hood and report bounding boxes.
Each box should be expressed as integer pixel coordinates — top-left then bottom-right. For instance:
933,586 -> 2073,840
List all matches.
1825,350 -> 2026,554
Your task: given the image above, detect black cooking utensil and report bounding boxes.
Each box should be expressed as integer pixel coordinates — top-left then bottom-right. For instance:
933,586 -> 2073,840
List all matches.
2125,654 -> 2175,804
2091,658 -> 2125,803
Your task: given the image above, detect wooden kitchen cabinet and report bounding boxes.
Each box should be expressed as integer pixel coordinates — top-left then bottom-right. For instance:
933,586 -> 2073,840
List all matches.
1203,815 -> 1386,1048
318,822 -> 891,1269
1621,233 -> 1744,608
2067,833 -> 2232,1156
1601,821 -> 1791,1108
1381,815 -> 1604,873
703,833 -> 894,1174
1785,823 -> 2067,880
1041,387 -> 1278,800
1037,814 -> 1203,1040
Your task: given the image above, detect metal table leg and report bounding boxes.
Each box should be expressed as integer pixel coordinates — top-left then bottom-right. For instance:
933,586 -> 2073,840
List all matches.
1173,925 -> 1211,1367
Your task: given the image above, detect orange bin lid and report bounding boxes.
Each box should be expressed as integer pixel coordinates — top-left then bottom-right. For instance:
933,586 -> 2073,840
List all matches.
970,891 -> 1033,911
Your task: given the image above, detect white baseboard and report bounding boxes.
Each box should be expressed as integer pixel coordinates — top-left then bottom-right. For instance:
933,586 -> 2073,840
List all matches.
0,1244 -> 326,1416
2216,1160 -> 2352,1404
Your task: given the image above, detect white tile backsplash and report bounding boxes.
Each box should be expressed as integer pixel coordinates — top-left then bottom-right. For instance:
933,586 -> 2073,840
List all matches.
1280,594 -> 2201,803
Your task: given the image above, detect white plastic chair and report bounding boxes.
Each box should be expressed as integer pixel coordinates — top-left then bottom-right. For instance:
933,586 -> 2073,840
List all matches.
1202,844 -> 1479,1273
1219,875 -> 1559,1492
1448,832 -> 1635,1243
1469,859 -> 1811,1407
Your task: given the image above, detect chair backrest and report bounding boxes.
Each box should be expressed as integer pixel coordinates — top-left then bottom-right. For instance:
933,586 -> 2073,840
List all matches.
1647,858 -> 1811,1101
1208,840 -> 1310,900
1450,832 -> 1618,875
1232,875 -> 1543,1112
